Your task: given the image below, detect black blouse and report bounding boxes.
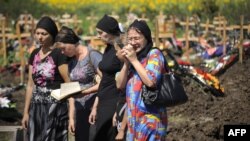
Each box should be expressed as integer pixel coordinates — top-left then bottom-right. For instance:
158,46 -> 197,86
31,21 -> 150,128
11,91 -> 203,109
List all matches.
29,48 -> 67,89
97,44 -> 122,101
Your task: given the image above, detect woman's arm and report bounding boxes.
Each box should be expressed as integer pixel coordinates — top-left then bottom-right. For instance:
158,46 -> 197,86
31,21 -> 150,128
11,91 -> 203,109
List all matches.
115,48 -> 130,89
68,97 -> 75,135
115,107 -> 127,140
89,96 -> 99,124
82,68 -> 102,95
58,64 -> 70,83
58,63 -> 74,134
22,65 -> 34,129
116,62 -> 129,90
91,96 -> 99,112
122,45 -> 155,87
119,107 -> 127,131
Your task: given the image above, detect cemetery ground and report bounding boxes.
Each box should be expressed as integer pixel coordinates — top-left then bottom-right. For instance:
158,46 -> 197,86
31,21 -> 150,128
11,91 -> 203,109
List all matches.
0,57 -> 249,141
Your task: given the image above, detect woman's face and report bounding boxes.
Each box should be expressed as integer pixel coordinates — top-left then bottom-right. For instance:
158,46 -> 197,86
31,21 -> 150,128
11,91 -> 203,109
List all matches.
55,42 -> 76,57
35,28 -> 53,47
127,28 -> 147,53
96,28 -> 113,44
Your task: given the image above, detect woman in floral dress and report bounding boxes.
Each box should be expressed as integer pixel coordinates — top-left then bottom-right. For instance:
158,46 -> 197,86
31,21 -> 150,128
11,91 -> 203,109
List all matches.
116,20 -> 168,141
22,16 -> 70,141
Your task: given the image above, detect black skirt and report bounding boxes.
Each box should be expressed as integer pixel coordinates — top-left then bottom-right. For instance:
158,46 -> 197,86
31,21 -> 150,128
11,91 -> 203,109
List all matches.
27,87 -> 68,141
93,98 -> 118,141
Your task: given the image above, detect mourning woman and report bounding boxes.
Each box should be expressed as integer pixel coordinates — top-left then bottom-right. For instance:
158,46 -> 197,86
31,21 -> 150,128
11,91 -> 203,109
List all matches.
88,14 -> 123,141
55,26 -> 102,141
22,16 -> 70,141
116,20 -> 168,141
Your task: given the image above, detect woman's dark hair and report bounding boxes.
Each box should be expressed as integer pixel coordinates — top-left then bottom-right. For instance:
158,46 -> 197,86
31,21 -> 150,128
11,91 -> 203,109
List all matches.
55,26 -> 80,44
96,14 -> 121,36
128,20 -> 153,60
36,16 -> 58,42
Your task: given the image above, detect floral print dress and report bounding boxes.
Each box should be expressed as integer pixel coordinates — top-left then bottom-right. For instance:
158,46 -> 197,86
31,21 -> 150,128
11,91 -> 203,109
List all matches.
27,48 -> 68,141
126,49 -> 168,141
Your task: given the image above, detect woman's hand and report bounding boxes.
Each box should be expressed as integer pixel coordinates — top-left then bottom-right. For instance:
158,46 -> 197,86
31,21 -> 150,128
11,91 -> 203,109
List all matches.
89,107 -> 97,125
116,49 -> 128,63
68,118 -> 75,135
21,112 -> 29,129
81,89 -> 91,95
121,44 -> 137,63
112,112 -> 117,127
115,129 -> 126,141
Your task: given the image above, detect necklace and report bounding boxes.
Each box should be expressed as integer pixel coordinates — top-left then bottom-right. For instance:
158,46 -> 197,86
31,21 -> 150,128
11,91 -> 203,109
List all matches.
39,48 -> 53,60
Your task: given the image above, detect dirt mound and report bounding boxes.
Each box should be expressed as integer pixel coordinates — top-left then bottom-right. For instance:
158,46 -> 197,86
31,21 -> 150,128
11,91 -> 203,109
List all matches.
167,58 -> 250,140
1,58 -> 250,140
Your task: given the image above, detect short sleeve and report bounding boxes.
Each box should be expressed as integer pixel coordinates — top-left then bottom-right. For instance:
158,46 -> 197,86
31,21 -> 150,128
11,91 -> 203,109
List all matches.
54,48 -> 68,66
89,50 -> 103,69
145,49 -> 166,84
28,48 -> 39,65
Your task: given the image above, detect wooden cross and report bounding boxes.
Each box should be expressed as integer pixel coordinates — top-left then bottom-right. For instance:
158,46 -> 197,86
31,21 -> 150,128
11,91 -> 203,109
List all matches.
185,17 -> 190,62
86,12 -> 98,35
109,11 -> 119,20
189,14 -> 200,24
72,14 -> 82,27
222,18 -> 227,56
180,17 -> 195,38
156,11 -> 166,33
0,16 -> 7,66
213,15 -> 227,37
200,19 -> 215,36
155,17 -> 160,48
59,14 -> 82,31
62,13 -> 71,19
172,15 -> 177,38
15,21 -> 25,84
239,15 -> 244,64
179,16 -> 196,38
60,13 -> 72,26
164,15 -> 176,38
138,13 -> 149,22
19,13 -> 34,33
126,12 -> 138,26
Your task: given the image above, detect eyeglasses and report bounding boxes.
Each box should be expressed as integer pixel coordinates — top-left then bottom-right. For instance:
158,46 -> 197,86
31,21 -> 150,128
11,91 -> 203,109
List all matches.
127,36 -> 143,42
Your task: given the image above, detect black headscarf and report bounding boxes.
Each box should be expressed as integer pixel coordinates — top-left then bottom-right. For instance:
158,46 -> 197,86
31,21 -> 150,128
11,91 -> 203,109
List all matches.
96,14 -> 121,36
36,16 -> 58,41
55,26 -> 80,44
128,20 -> 153,60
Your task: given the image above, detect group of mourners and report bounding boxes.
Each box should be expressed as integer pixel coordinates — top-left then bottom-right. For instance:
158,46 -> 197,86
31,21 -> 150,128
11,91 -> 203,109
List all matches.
21,14 -> 168,141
